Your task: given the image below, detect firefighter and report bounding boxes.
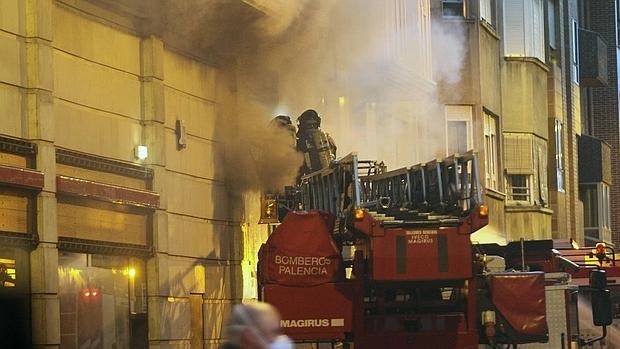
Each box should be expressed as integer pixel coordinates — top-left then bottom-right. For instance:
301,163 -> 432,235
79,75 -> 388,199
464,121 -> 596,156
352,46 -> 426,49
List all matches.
269,115 -> 295,132
269,115 -> 297,150
220,302 -> 293,349
295,109 -> 337,175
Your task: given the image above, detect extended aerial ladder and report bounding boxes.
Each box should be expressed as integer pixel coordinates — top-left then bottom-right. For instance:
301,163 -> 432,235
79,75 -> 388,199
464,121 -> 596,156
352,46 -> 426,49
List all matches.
297,151 -> 483,233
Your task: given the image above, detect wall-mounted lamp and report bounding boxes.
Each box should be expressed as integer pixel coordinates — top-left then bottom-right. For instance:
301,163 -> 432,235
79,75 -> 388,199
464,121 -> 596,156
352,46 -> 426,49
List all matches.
176,119 -> 187,150
135,145 -> 148,160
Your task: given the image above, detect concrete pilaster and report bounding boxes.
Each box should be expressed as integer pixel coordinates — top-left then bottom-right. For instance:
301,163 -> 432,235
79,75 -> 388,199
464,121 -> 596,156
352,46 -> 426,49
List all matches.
30,244 -> 60,347
142,36 -> 166,167
141,35 -> 177,347
23,0 -> 59,348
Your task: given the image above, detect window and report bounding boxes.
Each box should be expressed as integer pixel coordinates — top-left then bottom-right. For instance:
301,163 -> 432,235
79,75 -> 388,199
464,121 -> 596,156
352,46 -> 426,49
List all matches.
448,121 -> 468,154
555,119 -> 564,191
417,0 -> 432,80
386,0 -> 432,80
617,0 -> 620,46
390,0 -> 407,58
535,143 -> 548,205
480,0 -> 497,28
583,185 -> 599,244
508,175 -> 531,202
503,0 -> 545,61
59,253 -> 147,349
484,112 -> 499,190
581,183 -> 612,245
503,133 -> 547,206
443,0 -> 464,17
571,19 -> 579,83
445,105 -> 473,155
548,0 -> 557,49
601,183 -> 611,232
0,256 -> 16,288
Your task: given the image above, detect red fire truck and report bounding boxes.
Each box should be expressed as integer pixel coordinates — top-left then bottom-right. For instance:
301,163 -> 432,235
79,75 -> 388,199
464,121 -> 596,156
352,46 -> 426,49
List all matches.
257,151 -> 608,348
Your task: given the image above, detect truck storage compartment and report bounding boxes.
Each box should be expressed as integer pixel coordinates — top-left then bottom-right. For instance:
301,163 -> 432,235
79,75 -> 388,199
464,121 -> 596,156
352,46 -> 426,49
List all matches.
259,211 -> 344,287
262,283 -> 354,341
370,225 -> 473,281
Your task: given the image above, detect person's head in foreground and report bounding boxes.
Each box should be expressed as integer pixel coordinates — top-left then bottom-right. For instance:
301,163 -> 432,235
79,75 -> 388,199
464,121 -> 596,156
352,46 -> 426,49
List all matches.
221,302 -> 293,349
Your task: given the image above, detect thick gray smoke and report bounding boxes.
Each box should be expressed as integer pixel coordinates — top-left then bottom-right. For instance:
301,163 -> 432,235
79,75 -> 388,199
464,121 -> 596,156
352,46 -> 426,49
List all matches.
240,0 -> 468,170
167,0 -> 467,193
432,20 -> 467,86
219,101 -> 304,193
250,0 -> 313,38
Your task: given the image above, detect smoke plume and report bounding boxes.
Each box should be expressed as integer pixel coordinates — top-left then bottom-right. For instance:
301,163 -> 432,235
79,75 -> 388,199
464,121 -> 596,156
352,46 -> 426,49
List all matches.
234,0 -> 468,172
173,0 -> 468,193
219,106 -> 304,193
432,19 -> 467,86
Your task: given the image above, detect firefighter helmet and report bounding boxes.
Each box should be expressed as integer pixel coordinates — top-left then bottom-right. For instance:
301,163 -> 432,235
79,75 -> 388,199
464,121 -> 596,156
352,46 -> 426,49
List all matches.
270,115 -> 297,139
271,115 -> 293,127
297,109 -> 321,129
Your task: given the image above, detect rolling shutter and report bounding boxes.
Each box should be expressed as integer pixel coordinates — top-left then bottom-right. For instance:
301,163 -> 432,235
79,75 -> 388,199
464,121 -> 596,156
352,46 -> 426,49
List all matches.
504,0 -> 544,60
503,0 -> 526,56
504,133 -> 534,174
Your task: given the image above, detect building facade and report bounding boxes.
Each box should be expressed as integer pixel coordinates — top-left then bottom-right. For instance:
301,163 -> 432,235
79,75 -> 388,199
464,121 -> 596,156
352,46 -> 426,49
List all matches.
430,0 -> 617,247
0,0 -> 272,347
292,0 -> 594,245
579,0 -> 618,246
1,0 -> 619,347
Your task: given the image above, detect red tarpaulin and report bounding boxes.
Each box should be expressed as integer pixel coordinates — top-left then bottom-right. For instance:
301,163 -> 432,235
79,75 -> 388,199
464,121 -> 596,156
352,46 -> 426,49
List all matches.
490,272 -> 548,337
259,211 -> 343,287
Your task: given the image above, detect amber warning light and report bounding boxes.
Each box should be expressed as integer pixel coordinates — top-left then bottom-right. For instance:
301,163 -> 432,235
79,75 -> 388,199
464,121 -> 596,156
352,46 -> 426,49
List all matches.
478,205 -> 489,217
592,242 -> 610,265
354,208 -> 365,220
595,243 -> 607,256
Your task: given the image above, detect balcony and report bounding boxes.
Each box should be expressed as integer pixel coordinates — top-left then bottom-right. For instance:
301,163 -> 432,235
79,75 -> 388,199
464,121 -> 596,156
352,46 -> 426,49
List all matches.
579,29 -> 608,87
578,135 -> 611,185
